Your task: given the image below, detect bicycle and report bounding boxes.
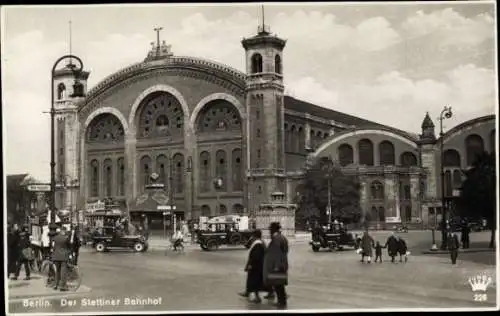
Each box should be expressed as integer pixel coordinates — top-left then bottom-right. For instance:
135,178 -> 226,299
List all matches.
165,238 -> 185,255
41,255 -> 82,291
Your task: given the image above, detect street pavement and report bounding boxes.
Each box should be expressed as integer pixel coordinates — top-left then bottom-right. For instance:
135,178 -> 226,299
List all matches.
7,231 -> 497,313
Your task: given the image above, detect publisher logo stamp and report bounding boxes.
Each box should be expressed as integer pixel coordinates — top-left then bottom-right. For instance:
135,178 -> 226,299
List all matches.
468,274 -> 492,302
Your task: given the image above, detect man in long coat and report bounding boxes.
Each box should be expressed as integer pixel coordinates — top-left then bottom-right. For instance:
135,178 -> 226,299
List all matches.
447,232 -> 460,265
385,232 -> 400,263
8,224 -> 21,279
397,237 -> 408,263
461,219 -> 470,249
51,227 -> 72,291
359,230 -> 374,263
239,229 -> 266,303
263,222 -> 289,309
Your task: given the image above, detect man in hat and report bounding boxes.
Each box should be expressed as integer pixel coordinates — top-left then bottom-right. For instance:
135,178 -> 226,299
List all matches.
51,226 -> 72,291
447,232 -> 460,265
263,222 -> 289,309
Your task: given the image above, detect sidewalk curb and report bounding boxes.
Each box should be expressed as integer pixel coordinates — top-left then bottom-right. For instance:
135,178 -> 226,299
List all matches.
9,285 -> 93,301
421,249 -> 495,255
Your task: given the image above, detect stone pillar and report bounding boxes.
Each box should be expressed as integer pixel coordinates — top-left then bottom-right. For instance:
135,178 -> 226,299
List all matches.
421,144 -> 438,199
125,133 -> 137,206
184,129 -> 196,221
373,143 -> 380,166
304,120 -> 311,150
353,144 -> 359,164
384,173 -> 400,223
64,108 -> 80,209
410,170 -> 421,223
255,192 -> 296,239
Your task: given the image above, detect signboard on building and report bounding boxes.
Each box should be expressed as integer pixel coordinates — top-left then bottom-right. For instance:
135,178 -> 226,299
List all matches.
27,184 -> 51,192
86,200 -> 106,213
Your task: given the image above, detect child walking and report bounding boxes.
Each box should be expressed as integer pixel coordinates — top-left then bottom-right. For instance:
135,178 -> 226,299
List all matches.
374,241 -> 385,263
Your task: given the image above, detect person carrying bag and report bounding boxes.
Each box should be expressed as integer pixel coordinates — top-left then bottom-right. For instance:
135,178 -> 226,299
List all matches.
263,222 -> 289,309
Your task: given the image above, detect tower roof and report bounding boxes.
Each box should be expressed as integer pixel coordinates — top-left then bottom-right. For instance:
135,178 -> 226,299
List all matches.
421,112 -> 435,129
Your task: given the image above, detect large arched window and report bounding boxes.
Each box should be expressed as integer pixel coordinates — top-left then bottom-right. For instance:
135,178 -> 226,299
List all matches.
117,157 -> 125,196
378,207 -> 386,222
370,181 -> 384,200
57,83 -> 66,100
90,159 -> 99,197
232,204 -> 244,215
87,114 -> 125,143
490,129 -> 496,153
453,170 -> 462,189
140,156 -> 152,192
338,144 -> 354,166
232,148 -> 243,191
157,155 -> 168,186
379,141 -> 395,166
465,134 -> 484,166
173,153 -> 184,194
275,54 -> 282,74
400,152 -> 418,167
251,53 -> 263,73
138,92 -> 184,138
201,205 -> 211,217
290,125 -> 296,152
103,159 -> 113,197
196,100 -> 242,134
443,149 -> 461,167
215,150 -> 227,191
199,151 -> 211,193
444,170 -> 452,197
297,127 -> 305,153
358,139 -> 374,166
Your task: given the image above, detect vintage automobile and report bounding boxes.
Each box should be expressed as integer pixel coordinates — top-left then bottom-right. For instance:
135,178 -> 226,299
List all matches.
91,226 -> 148,252
197,221 -> 254,251
309,225 -> 360,252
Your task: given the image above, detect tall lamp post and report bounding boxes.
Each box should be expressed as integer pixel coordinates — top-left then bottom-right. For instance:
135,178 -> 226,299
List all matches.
213,177 -> 223,216
321,157 -> 335,225
49,55 -> 84,238
438,106 -> 453,250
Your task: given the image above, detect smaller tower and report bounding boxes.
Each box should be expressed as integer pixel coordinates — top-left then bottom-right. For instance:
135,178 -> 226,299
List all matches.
144,27 -> 173,62
420,112 -> 436,143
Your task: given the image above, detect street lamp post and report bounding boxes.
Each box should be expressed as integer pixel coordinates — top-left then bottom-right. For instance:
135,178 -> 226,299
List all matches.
49,55 -> 84,239
213,177 -> 223,216
438,106 -> 453,250
321,157 -> 335,225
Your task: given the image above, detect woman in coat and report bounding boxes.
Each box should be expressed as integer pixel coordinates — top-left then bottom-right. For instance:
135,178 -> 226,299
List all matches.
385,232 -> 400,263
397,237 -> 408,263
263,222 -> 289,309
239,230 -> 266,303
359,230 -> 374,263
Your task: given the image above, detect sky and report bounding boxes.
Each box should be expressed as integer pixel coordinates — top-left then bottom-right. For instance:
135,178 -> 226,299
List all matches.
1,2 -> 497,182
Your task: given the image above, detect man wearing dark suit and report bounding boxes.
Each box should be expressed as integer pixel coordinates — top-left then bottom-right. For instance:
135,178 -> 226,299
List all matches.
70,225 -> 82,266
263,222 -> 289,309
385,232 -> 399,263
51,227 -> 72,291
447,232 -> 460,265
8,224 -> 21,279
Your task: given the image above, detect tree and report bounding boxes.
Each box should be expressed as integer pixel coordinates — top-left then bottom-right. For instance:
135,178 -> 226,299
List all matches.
457,151 -> 496,248
296,156 -> 362,225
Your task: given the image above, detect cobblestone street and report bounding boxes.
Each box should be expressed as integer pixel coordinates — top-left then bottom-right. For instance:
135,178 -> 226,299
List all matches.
8,231 -> 496,313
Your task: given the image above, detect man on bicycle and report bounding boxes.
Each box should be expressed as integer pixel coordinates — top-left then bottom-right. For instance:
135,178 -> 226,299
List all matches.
172,229 -> 184,251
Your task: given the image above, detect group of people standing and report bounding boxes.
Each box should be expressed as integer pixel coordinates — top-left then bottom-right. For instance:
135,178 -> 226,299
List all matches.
239,222 -> 289,309
358,230 -> 408,264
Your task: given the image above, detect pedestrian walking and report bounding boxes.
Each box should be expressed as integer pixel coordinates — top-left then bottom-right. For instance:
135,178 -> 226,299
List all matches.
461,219 -> 470,249
447,232 -> 460,265
51,226 -> 72,291
13,226 -> 32,280
239,229 -> 266,303
373,241 -> 385,263
385,232 -> 399,263
263,222 -> 289,309
8,223 -> 21,279
70,225 -> 82,265
359,230 -> 374,263
397,237 -> 408,263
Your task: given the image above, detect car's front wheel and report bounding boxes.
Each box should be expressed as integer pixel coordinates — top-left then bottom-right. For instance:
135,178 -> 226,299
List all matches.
133,242 -> 145,252
312,245 -> 320,252
95,242 -> 107,252
206,239 -> 218,251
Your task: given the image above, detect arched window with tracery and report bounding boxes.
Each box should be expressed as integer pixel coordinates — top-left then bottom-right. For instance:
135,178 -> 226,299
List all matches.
379,141 -> 395,166
490,129 -> 496,153
465,134 -> 484,166
140,156 -> 152,193
103,159 -> 113,197
338,144 -> 354,166
251,53 -> 263,73
90,159 -> 99,197
57,83 -> 66,100
87,114 -> 125,143
138,92 -> 184,139
275,54 -> 282,74
196,100 -> 242,134
400,152 -> 418,167
444,170 -> 452,197
117,157 -> 125,196
199,151 -> 211,193
453,170 -> 462,189
232,149 -> 243,191
370,181 -> 384,200
157,155 -> 168,186
358,139 -> 374,166
215,150 -> 227,191
172,153 -> 184,194
443,149 -> 461,167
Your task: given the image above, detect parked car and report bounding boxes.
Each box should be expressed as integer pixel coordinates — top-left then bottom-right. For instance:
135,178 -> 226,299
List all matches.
197,221 -> 254,251
309,225 -> 359,252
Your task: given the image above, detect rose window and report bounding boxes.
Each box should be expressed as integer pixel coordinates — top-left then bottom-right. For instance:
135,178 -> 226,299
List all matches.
138,92 -> 184,138
87,114 -> 124,142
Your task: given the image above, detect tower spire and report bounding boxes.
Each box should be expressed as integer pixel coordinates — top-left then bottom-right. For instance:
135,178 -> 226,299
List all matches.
68,20 -> 73,67
258,5 -> 270,34
154,27 -> 163,56
261,4 -> 265,30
